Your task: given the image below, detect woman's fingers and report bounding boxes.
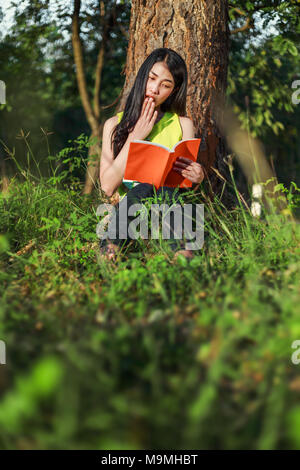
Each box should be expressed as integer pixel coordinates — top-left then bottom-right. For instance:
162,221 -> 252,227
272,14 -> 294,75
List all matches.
174,161 -> 190,170
174,157 -> 194,172
145,99 -> 155,120
151,110 -> 158,122
177,157 -> 193,166
141,98 -> 149,116
141,97 -> 151,115
142,98 -> 148,111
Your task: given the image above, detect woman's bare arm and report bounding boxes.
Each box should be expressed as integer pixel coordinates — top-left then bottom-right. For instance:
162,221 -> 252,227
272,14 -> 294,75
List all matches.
100,117 -> 137,197
179,116 -> 195,140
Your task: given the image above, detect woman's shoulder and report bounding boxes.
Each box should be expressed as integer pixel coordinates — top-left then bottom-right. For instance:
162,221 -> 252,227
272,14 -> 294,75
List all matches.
178,116 -> 195,139
104,115 -> 119,132
106,115 -> 119,125
178,116 -> 194,130
178,115 -> 193,124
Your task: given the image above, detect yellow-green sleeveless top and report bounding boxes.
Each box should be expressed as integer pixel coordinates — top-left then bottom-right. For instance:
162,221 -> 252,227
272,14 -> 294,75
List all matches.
117,110 -> 182,194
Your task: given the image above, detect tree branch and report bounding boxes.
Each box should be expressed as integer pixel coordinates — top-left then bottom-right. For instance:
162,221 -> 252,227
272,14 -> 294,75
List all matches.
100,87 -> 123,111
230,17 -> 252,34
230,7 -> 247,16
118,22 -> 129,40
72,0 -> 98,134
94,0 -> 124,119
93,0 -> 106,121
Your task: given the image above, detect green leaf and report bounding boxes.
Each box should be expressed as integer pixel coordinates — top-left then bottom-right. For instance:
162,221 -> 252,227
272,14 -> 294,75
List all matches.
273,58 -> 282,67
288,43 -> 298,56
256,114 -> 264,126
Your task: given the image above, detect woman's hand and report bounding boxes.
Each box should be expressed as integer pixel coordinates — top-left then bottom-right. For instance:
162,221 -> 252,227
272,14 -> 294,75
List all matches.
130,97 -> 158,141
173,157 -> 205,184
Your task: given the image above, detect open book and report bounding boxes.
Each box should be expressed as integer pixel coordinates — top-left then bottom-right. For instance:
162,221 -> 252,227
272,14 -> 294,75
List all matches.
124,138 -> 201,189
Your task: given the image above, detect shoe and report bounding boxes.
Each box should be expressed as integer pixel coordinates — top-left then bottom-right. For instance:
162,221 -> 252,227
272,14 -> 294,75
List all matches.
173,249 -> 195,262
98,240 -> 120,262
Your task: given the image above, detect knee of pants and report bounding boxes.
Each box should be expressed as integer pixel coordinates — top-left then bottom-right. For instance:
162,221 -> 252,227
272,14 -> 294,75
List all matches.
135,183 -> 153,190
156,186 -> 180,201
158,189 -> 187,210
123,183 -> 154,205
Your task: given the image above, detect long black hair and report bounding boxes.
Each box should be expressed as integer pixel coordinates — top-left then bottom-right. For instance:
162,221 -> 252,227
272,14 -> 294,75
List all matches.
111,48 -> 188,159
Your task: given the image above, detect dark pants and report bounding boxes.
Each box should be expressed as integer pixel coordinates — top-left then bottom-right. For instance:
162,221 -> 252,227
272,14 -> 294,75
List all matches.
99,183 -> 201,252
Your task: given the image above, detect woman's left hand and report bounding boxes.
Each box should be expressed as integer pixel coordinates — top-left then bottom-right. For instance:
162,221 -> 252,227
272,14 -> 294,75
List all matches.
173,157 -> 205,184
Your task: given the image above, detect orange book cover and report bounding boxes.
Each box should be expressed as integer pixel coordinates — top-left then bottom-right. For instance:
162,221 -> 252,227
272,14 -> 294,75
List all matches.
124,138 -> 201,190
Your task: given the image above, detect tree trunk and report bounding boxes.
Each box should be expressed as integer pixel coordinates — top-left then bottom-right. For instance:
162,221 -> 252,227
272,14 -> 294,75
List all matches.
117,0 -> 231,204
0,153 -> 9,193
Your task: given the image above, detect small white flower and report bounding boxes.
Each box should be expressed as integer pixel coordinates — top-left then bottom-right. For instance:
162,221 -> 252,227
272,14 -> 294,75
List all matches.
251,201 -> 261,217
0,81 -> 6,105
252,183 -> 263,199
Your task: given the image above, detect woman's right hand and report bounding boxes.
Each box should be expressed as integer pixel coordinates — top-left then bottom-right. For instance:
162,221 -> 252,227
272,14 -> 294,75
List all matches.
130,97 -> 158,140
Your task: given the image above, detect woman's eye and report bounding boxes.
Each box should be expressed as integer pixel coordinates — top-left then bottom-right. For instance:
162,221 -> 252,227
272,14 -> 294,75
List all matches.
149,77 -> 170,88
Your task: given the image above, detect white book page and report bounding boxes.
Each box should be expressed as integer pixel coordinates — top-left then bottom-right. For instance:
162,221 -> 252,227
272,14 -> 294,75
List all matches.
172,138 -> 200,151
132,140 -> 170,152
132,138 -> 200,153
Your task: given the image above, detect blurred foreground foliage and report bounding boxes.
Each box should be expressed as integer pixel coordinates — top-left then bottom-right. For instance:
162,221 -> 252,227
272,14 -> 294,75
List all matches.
0,148 -> 299,449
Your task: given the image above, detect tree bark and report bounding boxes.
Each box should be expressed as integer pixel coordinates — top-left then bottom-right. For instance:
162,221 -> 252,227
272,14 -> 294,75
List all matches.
0,153 -> 9,193
117,0 -> 233,206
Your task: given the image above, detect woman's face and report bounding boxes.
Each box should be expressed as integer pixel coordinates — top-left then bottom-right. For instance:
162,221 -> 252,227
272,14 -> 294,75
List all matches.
144,61 -> 175,109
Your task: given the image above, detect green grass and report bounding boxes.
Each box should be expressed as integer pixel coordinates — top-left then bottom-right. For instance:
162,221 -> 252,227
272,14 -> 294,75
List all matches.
0,141 -> 299,450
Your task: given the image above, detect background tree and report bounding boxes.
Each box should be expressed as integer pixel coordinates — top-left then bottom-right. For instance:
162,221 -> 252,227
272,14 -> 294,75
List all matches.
118,0 -> 231,205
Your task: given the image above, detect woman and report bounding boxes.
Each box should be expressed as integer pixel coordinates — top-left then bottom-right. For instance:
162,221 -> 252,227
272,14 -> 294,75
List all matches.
99,48 -> 204,261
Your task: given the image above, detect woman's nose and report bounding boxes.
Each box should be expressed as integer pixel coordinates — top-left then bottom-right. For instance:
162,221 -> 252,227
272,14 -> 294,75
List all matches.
150,85 -> 159,94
